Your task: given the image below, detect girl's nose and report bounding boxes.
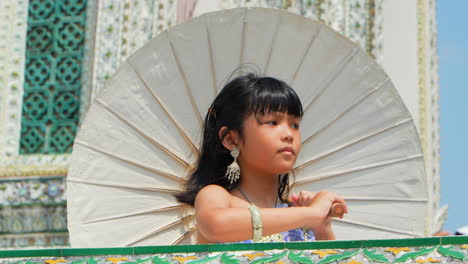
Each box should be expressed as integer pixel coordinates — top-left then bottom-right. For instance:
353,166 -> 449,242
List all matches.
282,127 -> 294,143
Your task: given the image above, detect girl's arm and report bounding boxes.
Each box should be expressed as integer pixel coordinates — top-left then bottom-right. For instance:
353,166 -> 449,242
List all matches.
292,191 -> 347,240
195,185 -> 345,243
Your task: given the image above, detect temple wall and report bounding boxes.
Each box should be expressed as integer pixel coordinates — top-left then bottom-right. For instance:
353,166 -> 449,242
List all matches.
0,0 -> 443,247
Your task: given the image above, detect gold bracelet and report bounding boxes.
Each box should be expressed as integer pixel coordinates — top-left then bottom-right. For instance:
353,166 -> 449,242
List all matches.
248,205 -> 263,242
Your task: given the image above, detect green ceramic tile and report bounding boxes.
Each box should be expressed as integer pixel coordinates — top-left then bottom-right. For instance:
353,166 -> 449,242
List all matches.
0,201 -> 67,208
0,176 -> 64,182
0,249 -> 61,258
20,0 -> 86,154
214,242 -> 285,252
362,237 -> 441,248
134,245 -> 210,254
61,247 -> 134,256
441,236 -> 468,245
285,240 -> 362,250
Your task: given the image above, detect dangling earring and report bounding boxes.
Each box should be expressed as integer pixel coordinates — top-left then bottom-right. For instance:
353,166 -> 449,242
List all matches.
226,147 -> 240,184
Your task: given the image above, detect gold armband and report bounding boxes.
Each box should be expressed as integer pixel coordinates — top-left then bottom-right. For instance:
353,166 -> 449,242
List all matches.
248,205 -> 263,242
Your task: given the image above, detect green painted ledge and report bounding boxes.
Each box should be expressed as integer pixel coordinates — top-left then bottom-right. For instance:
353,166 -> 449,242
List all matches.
0,236 -> 467,258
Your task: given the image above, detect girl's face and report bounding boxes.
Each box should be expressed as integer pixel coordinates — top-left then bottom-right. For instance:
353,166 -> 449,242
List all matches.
237,111 -> 301,176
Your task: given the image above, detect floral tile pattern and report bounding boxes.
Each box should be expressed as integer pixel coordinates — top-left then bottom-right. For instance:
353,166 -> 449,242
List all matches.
1,242 -> 468,264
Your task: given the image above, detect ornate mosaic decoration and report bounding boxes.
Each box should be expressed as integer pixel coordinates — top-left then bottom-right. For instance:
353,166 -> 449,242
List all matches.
19,0 -> 88,155
0,177 -> 65,206
0,1 -> 28,159
0,0 -> 95,178
371,0 -> 384,63
0,233 -> 68,248
0,0 -> 440,250
1,239 -> 468,263
426,0 -> 442,232
0,0 -> 382,178
78,0 -> 97,125
88,0 -> 177,100
417,0 -> 443,233
220,0 -> 379,60
0,176 -> 67,247
0,205 -> 67,234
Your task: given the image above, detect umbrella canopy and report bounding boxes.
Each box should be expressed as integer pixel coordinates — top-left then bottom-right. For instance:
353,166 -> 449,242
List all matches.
67,7 -> 428,247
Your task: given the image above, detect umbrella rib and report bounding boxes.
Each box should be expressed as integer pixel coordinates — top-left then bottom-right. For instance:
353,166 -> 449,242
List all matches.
95,98 -> 191,168
127,60 -> 199,155
204,18 -> 218,96
303,46 -> 360,112
74,139 -> 184,182
296,117 -> 415,170
240,8 -> 247,67
172,226 -> 197,245
302,76 -> 390,145
67,178 -> 180,193
167,32 -> 204,126
341,196 -> 428,202
263,11 -> 282,73
333,218 -> 423,237
294,153 -> 423,185
289,24 -> 323,84
67,205 -> 184,225
126,215 -> 195,247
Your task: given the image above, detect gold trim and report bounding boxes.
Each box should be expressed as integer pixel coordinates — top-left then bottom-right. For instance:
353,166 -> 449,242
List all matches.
0,157 -> 68,177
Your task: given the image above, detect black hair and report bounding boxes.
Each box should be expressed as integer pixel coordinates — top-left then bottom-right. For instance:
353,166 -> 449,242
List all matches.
175,73 -> 303,206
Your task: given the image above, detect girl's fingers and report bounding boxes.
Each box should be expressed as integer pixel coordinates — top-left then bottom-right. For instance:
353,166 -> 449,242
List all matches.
292,194 -> 299,206
331,194 -> 348,214
289,194 -> 300,207
299,191 -> 316,206
329,203 -> 346,218
291,194 -> 299,201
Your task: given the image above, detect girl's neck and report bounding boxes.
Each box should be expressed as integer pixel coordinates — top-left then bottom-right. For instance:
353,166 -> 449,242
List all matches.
237,170 -> 279,208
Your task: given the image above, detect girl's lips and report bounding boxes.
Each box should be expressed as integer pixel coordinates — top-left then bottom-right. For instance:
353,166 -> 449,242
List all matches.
279,147 -> 295,155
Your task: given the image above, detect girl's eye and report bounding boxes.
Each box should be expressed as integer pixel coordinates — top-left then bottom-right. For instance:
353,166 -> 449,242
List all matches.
292,123 -> 300,129
267,121 -> 278,125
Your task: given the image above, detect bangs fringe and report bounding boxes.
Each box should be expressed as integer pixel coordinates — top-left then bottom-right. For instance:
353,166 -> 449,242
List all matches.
247,77 -> 303,118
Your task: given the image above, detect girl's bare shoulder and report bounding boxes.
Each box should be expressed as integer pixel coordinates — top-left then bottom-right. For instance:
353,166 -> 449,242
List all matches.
195,184 -> 232,208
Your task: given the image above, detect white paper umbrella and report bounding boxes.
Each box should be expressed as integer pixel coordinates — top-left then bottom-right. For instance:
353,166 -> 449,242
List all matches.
67,7 -> 428,247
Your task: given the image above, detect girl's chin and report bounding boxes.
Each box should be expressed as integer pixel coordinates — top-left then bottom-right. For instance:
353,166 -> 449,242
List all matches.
270,165 -> 295,175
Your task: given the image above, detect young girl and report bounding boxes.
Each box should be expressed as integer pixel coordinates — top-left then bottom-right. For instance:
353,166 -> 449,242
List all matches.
176,73 -> 348,244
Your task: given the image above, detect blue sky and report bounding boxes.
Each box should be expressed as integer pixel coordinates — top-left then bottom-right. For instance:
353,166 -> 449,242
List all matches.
437,0 -> 468,233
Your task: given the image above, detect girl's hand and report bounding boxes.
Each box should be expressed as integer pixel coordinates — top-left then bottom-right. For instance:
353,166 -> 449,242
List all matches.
291,190 -> 347,240
291,191 -> 317,207
291,190 -> 348,226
